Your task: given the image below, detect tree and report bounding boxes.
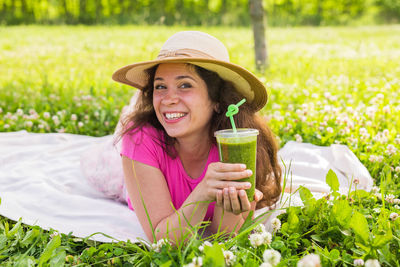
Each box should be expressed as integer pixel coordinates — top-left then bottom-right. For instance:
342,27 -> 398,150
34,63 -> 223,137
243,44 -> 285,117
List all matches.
249,0 -> 268,71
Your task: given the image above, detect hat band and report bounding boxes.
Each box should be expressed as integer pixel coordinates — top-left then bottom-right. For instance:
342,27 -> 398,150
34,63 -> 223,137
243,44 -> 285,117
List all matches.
157,48 -> 217,60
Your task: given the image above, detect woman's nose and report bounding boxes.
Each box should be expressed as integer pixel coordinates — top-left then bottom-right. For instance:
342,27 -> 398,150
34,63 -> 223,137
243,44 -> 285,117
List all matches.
162,88 -> 179,105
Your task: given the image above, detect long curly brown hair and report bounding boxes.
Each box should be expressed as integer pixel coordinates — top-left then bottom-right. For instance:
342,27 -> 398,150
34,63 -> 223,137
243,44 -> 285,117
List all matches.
117,64 -> 281,208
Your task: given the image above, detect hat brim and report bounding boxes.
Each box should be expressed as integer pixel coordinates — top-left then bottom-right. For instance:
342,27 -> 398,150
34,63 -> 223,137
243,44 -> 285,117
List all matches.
112,58 -> 267,111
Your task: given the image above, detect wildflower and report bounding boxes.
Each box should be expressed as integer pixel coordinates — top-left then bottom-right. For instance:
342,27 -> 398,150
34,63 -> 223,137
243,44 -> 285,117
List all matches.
52,115 -> 60,125
295,134 -> 303,143
184,256 -> 203,267
297,253 -> 321,267
50,231 -> 59,238
261,231 -> 272,245
0,107 -> 2,113
271,218 -> 281,232
25,121 -> 33,128
354,259 -> 364,266
249,233 -> 264,247
254,223 -> 266,234
4,124 -> 10,129
326,127 -> 333,133
373,208 -> 381,213
151,238 -> 170,252
390,212 -> 399,221
198,241 -> 212,252
71,114 -> 78,121
223,250 -> 236,266
385,145 -> 397,156
78,122 -> 84,128
365,259 -> 381,267
394,205 -> 400,210
263,249 -> 281,266
382,105 -> 390,113
104,121 -> 110,126
43,112 -> 50,119
395,166 -> 400,173
16,109 -> 24,116
84,115 -> 89,120
94,111 -> 100,118
371,186 -> 380,193
353,178 -> 360,185
38,124 -> 44,129
394,198 -> 400,204
385,194 -> 395,204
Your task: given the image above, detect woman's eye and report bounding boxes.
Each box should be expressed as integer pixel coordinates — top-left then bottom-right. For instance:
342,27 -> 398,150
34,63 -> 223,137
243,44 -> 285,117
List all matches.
154,84 -> 166,90
180,83 -> 192,89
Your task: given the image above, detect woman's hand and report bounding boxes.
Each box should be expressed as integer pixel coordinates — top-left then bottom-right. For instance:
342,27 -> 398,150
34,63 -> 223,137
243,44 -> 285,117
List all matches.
197,162 -> 253,203
216,188 -> 263,215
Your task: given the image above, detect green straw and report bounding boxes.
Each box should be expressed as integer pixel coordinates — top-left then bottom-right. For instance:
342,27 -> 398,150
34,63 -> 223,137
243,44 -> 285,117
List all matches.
225,98 -> 246,133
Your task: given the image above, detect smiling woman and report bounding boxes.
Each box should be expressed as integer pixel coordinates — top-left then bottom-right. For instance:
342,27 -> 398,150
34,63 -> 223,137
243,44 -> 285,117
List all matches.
83,31 -> 282,244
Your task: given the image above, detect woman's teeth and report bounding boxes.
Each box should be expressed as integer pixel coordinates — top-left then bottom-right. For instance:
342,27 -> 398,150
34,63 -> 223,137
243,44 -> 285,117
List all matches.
165,113 -> 186,120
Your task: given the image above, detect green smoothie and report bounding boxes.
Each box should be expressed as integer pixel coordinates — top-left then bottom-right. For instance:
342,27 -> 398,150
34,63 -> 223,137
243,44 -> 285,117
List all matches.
214,129 -> 259,201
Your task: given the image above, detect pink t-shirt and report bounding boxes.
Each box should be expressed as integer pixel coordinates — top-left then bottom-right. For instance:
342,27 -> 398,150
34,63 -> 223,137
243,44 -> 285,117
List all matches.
121,125 -> 218,221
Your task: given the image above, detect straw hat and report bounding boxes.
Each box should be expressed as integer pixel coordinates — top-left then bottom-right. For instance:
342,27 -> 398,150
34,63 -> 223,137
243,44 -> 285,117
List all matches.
112,31 -> 267,111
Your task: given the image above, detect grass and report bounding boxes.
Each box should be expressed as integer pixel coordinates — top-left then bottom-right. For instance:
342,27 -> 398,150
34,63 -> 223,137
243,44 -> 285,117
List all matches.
0,25 -> 400,266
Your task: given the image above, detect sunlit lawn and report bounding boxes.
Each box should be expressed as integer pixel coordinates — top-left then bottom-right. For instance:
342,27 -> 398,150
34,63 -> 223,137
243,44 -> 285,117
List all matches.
0,25 -> 400,266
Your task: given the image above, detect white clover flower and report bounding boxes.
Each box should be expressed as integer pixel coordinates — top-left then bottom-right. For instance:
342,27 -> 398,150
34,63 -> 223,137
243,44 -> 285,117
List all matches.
16,108 -> 24,116
261,231 -> 273,245
354,259 -> 364,266
371,186 -> 380,193
4,124 -> 10,129
394,199 -> 400,204
71,114 -> 78,121
25,121 -> 33,127
151,238 -> 170,252
385,145 -> 397,156
385,194 -> 395,204
295,134 -> 303,143
383,129 -> 390,136
223,250 -> 236,266
0,107 -> 2,113
395,166 -> 400,173
52,115 -> 60,125
373,208 -> 381,213
374,193 -> 382,200
365,259 -> 381,267
263,249 -> 281,266
187,256 -> 203,267
78,121 -> 84,128
94,111 -> 100,117
198,240 -> 212,252
394,205 -> 400,210
326,127 -> 333,133
43,112 -> 50,119
271,218 -> 281,232
390,212 -> 399,221
382,105 -> 390,113
260,263 -> 273,267
84,114 -> 90,120
249,233 -> 264,247
50,231 -> 59,238
254,223 -> 266,234
297,253 -> 321,267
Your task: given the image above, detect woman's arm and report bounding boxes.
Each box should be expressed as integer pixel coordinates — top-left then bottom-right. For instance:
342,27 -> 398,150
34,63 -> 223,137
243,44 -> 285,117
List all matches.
122,157 -> 209,244
122,158 -> 253,244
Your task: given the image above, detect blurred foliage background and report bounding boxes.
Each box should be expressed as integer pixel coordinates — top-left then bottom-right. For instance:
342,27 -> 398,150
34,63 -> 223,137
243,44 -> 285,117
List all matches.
0,0 -> 399,26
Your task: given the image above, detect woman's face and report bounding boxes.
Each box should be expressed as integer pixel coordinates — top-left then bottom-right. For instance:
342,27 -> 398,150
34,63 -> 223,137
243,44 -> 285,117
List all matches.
152,63 -> 216,141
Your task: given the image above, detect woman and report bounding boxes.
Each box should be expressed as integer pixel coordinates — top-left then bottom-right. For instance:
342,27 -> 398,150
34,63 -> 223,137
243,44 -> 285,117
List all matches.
111,31 -> 281,243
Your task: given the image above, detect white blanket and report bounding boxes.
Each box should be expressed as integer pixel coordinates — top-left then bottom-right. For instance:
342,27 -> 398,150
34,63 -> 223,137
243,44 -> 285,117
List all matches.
0,131 -> 372,243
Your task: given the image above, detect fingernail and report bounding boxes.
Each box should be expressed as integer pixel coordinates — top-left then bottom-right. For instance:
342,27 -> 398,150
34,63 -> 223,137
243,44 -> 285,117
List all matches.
246,170 -> 253,176
239,190 -> 246,197
229,188 -> 235,193
240,164 -> 246,169
245,183 -> 252,188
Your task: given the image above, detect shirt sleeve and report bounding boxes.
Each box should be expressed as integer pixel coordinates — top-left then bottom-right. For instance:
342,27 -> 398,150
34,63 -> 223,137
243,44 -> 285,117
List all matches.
120,126 -> 162,169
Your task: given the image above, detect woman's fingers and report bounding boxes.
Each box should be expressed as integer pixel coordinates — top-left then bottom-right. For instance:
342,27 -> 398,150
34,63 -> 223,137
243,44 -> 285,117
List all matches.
216,189 -> 223,207
223,188 -> 232,212
229,187 -> 242,215
239,190 -> 251,211
254,189 -> 264,202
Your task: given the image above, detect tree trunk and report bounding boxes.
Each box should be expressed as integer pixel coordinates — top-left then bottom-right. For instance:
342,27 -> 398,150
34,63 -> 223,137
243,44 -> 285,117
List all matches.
249,0 -> 268,71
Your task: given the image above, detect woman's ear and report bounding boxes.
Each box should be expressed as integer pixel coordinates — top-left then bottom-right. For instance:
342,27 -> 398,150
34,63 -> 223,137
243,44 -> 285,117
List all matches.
214,103 -> 220,113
